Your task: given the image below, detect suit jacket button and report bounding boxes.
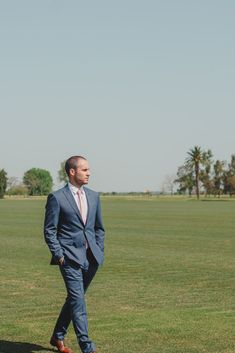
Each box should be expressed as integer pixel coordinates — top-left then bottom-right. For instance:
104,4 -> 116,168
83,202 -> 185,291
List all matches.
83,241 -> 86,246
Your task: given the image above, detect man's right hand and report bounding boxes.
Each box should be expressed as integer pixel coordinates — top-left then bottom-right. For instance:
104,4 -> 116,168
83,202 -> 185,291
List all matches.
58,256 -> 65,265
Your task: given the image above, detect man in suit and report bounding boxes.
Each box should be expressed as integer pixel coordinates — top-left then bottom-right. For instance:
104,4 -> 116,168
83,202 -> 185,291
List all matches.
44,156 -> 105,353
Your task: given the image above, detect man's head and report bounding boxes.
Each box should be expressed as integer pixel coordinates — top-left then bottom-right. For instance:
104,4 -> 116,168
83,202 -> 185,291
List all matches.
65,156 -> 90,187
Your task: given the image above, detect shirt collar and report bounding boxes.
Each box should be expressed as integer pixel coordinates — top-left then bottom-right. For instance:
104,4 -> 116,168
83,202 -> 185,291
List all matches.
68,182 -> 84,195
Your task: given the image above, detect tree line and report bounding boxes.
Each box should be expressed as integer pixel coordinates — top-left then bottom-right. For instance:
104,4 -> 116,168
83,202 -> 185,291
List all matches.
0,168 -> 53,198
175,146 -> 235,199
0,161 -> 67,198
0,149 -> 235,199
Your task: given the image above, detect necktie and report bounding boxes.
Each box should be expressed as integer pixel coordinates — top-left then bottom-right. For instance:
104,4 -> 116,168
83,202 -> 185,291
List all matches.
77,189 -> 88,249
77,189 -> 87,224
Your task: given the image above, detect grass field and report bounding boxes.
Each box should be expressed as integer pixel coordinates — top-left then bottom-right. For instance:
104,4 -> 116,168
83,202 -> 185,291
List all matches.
0,196 -> 235,353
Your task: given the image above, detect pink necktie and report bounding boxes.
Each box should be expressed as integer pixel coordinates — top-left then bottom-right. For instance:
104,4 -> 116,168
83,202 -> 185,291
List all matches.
77,189 -> 87,224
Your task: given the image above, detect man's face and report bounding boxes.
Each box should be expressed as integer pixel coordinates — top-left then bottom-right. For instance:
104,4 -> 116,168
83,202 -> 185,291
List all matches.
70,159 -> 90,187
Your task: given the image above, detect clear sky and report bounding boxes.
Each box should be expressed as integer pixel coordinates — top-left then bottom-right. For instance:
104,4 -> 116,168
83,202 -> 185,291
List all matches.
0,1 -> 234,192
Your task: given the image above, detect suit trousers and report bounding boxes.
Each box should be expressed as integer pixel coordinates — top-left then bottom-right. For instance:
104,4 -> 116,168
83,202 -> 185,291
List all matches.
52,250 -> 99,353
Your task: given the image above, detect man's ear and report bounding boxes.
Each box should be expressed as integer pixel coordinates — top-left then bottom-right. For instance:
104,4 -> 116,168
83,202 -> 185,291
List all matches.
70,168 -> 75,176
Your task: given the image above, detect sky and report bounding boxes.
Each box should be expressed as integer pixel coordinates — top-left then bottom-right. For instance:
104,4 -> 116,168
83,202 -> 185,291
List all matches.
0,1 -> 234,192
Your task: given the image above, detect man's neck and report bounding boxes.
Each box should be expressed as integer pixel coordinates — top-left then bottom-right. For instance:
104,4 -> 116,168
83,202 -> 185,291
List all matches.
68,181 -> 83,189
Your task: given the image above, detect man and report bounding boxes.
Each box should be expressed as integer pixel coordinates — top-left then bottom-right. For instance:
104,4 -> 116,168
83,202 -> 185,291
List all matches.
44,156 -> 105,353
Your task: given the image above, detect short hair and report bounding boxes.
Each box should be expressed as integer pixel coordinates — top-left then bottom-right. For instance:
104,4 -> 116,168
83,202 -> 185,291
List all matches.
65,155 -> 87,176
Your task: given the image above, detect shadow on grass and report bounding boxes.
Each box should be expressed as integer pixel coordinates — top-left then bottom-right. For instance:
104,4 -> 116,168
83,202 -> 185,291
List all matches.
201,199 -> 232,202
0,340 -> 54,353
188,198 -> 232,202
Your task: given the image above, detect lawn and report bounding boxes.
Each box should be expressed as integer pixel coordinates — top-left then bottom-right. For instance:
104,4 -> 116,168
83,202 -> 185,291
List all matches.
0,196 -> 235,353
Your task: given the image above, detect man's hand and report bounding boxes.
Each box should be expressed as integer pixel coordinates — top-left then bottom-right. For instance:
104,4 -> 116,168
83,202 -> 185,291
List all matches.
58,256 -> 65,266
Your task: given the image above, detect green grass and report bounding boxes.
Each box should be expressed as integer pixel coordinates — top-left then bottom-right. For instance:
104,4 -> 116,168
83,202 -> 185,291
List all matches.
1,196 -> 235,353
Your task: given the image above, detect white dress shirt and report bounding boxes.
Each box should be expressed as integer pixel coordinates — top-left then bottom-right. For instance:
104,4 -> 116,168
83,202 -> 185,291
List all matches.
68,182 -> 88,221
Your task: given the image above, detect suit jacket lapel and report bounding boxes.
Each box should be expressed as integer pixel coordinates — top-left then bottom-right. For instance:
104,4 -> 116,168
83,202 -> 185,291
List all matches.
84,188 -> 97,225
63,184 -> 84,224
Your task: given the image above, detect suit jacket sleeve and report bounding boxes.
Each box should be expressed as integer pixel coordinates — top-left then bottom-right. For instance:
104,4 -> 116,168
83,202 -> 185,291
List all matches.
95,195 -> 105,253
44,193 -> 64,262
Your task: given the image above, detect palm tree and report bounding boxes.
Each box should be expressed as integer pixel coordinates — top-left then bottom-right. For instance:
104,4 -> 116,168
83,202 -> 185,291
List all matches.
186,146 -> 204,199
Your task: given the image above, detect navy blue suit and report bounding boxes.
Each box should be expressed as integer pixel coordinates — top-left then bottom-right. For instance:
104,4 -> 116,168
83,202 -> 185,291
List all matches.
44,184 -> 105,353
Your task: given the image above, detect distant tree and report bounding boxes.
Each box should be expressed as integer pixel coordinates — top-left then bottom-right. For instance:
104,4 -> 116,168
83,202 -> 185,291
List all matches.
224,175 -> 235,196
162,174 -> 176,195
223,155 -> 235,196
7,176 -> 19,189
213,160 -> 225,197
229,154 -> 235,173
0,169 -> 7,198
186,146 -> 206,199
200,149 -> 214,196
176,146 -> 213,198
58,160 -> 68,184
200,176 -> 214,197
23,168 -> 53,196
175,165 -> 194,196
7,176 -> 28,196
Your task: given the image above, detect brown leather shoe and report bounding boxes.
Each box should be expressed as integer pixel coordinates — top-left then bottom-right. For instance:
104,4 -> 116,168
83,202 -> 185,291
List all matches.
50,337 -> 73,353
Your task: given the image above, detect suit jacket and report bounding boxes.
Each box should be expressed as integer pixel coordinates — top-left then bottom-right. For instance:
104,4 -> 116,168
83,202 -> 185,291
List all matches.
44,184 -> 105,269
